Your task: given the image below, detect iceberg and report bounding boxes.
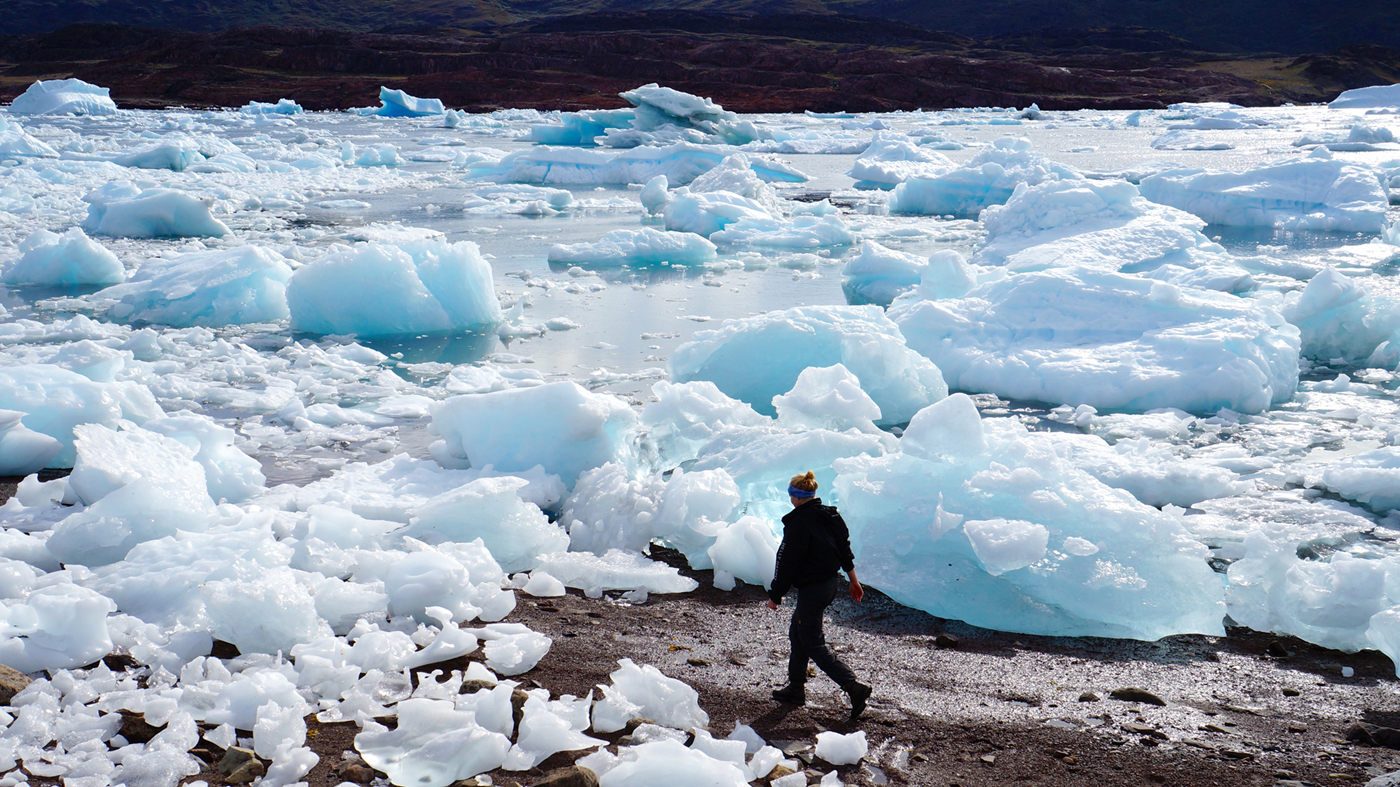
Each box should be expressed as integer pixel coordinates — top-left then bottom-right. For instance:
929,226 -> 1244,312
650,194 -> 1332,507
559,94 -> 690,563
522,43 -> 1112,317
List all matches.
81,182 -> 231,238
527,108 -> 635,146
111,141 -> 205,171
287,238 -> 501,338
373,86 -> 446,117
1137,154 -> 1390,233
140,414 -> 266,504
846,134 -> 956,189
2,228 -> 126,287
669,304 -> 948,423
100,245 -> 294,327
547,228 -> 717,268
0,410 -> 62,475
841,241 -> 927,305
1281,267 -> 1400,362
975,178 -> 1235,276
395,477 -> 569,573
889,267 -> 1300,414
466,143 -> 806,187
529,83 -> 766,148
1331,83 -> 1400,109
1293,124 -> 1398,152
8,78 -> 118,116
0,115 -> 57,158
888,137 -> 1082,218
662,189 -> 774,238
834,394 -> 1226,640
709,214 -> 856,249
429,382 -> 638,485
241,98 -> 304,115
0,364 -> 161,467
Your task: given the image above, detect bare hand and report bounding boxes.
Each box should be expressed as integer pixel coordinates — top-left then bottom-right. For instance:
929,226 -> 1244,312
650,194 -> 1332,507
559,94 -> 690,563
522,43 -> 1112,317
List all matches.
849,579 -> 864,604
766,600 -> 779,610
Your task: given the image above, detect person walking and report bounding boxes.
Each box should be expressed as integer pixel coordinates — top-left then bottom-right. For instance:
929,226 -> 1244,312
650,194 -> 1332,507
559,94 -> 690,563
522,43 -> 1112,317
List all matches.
766,470 -> 873,721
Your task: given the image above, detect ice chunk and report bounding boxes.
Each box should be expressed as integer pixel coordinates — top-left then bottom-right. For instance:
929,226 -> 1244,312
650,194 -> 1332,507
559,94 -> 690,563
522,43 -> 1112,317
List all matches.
356,698 -> 510,787
140,414 -> 266,504
773,364 -> 882,433
1331,83 -> 1400,109
1048,432 -> 1247,508
640,175 -> 670,215
640,380 -> 771,469
833,411 -> 1226,640
373,86 -> 446,117
528,108 -> 635,145
0,364 -> 160,467
0,115 -> 58,158
1229,533 -> 1397,652
203,566 -> 331,654
547,228 -> 717,268
846,134 -> 956,189
707,515 -> 779,591
253,703 -> 305,758
975,178 -> 1233,275
397,477 -> 568,573
467,142 -> 805,187
205,669 -> 310,730
287,238 -> 501,338
597,738 -> 749,786
0,583 -> 116,673
688,154 -> 781,208
65,422 -> 209,506
710,214 -> 856,249
384,547 -> 495,624
111,141 -> 205,172
8,79 -> 118,116
601,658 -> 708,729
261,743 -> 318,787
241,98 -> 303,115
663,189 -> 775,238
532,550 -> 699,594
473,622 -> 551,676
841,241 -> 927,305
3,228 -> 125,287
1138,157 -> 1389,232
82,182 -> 230,238
510,695 -> 603,767
815,730 -> 867,765
888,137 -> 1082,217
429,381 -> 637,485
669,304 -> 947,423
1281,267 -> 1400,362
889,267 -> 1300,414
0,410 -> 61,476
522,571 -> 566,597
100,245 -> 293,327
1320,446 -> 1400,512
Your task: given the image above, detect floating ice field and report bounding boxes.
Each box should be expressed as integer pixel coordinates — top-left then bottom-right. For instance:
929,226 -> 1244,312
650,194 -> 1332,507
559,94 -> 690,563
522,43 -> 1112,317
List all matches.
0,78 -> 1399,785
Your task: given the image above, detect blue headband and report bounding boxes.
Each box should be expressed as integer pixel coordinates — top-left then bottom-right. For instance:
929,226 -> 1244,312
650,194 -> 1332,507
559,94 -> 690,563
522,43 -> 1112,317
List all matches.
787,484 -> 816,499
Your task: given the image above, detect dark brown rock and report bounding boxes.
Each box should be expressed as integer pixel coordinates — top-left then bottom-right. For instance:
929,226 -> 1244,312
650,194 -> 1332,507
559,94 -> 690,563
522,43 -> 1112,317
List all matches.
0,663 -> 31,706
218,747 -> 265,784
1121,722 -> 1167,739
1109,687 -> 1166,706
1078,691 -> 1100,702
935,634 -> 960,648
1266,640 -> 1289,658
459,679 -> 497,694
118,710 -> 161,744
534,765 -> 600,787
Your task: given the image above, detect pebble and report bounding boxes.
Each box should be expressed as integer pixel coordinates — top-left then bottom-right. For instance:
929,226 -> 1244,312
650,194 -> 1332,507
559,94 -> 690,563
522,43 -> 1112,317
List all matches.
1282,688 -> 1300,697
1109,687 -> 1166,706
1078,691 -> 1100,702
980,754 -> 996,764
935,634 -> 960,648
1122,723 -> 1167,739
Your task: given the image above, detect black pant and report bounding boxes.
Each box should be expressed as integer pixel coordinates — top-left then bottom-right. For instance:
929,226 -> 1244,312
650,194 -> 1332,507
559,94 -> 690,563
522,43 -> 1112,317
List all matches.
788,576 -> 856,688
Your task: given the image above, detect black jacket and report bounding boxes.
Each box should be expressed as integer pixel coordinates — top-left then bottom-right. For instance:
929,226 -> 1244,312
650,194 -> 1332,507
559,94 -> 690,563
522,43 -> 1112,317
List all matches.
769,498 -> 855,604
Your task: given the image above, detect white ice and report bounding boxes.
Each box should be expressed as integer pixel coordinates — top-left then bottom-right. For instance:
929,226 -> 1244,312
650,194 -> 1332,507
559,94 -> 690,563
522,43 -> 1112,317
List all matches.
3,228 -> 125,287
371,87 -> 445,117
548,228 -> 717,268
8,79 -> 118,116
888,137 -> 1081,217
1331,83 -> 1400,109
98,246 -> 293,327
81,182 -> 230,238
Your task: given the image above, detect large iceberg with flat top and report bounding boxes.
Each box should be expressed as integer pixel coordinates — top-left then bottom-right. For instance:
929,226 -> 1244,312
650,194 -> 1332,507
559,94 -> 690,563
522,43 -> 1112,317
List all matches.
99,246 -> 293,327
1138,152 -> 1390,232
466,143 -> 805,187
834,394 -> 1226,640
81,182 -> 230,238
888,137 -> 1081,218
8,78 -> 118,116
669,304 -> 947,424
287,238 -> 500,338
1331,83 -> 1400,109
889,267 -> 1299,414
3,228 -> 126,287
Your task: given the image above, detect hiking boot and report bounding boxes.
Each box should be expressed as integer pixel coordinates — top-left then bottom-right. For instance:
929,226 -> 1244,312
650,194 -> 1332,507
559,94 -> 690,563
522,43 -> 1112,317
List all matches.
771,684 -> 806,705
844,681 -> 872,720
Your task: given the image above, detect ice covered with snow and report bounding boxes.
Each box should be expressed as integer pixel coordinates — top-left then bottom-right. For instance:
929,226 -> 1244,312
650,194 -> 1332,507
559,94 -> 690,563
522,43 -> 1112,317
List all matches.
888,137 -> 1082,217
3,228 -> 126,287
1331,83 -> 1400,109
669,304 -> 947,423
0,115 -> 58,158
834,395 -> 1227,639
890,267 -> 1299,414
81,182 -> 231,238
846,134 -> 955,189
1138,154 -> 1390,233
99,245 -> 293,327
548,228 -> 717,268
8,78 -> 119,116
287,238 -> 501,337
372,87 -> 446,117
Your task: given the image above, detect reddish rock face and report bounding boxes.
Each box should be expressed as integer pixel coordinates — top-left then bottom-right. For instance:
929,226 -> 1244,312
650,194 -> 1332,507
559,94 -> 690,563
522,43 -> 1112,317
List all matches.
0,23 -> 1356,112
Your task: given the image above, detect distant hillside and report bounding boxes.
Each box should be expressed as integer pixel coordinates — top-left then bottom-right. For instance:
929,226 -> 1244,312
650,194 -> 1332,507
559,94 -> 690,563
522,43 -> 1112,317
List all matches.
5,0 -> 1398,56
